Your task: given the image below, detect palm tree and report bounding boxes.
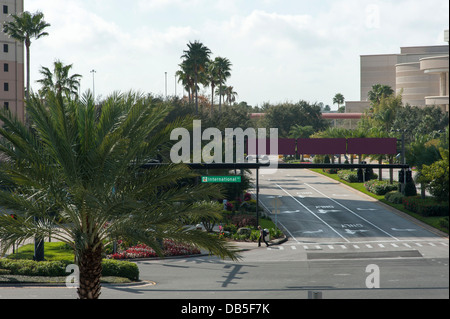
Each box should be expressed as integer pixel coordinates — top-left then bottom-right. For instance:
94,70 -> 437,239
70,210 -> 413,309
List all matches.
0,91 -> 239,299
214,57 -> 232,113
225,86 -> 238,106
180,41 -> 211,114
3,11 -> 50,101
176,60 -> 195,104
367,84 -> 394,105
37,60 -> 82,98
333,93 -> 345,112
205,59 -> 219,116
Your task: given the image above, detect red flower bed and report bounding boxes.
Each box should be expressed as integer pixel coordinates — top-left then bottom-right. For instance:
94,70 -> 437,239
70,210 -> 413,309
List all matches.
108,240 -> 201,260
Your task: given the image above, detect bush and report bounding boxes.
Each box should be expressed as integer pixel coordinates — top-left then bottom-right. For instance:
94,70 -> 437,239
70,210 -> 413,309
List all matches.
231,214 -> 257,228
338,170 -> 359,183
385,191 -> 405,204
0,258 -> 140,280
102,259 -> 139,281
402,196 -> 449,217
0,259 -> 67,277
439,217 -> 449,230
365,180 -> 399,195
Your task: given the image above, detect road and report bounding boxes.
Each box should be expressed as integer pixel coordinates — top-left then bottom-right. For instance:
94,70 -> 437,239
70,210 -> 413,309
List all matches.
0,169 -> 448,301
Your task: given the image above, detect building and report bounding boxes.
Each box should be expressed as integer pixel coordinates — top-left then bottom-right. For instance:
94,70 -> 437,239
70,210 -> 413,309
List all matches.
0,0 -> 24,122
347,30 -> 449,113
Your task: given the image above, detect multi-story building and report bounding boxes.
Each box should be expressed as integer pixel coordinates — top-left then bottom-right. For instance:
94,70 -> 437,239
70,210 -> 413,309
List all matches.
0,0 -> 24,122
347,30 -> 449,113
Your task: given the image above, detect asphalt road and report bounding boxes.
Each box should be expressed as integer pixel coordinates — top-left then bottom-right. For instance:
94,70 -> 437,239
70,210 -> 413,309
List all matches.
0,169 -> 448,302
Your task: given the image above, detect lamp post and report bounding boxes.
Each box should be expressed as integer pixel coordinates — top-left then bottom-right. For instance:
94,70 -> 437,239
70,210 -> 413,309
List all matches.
90,69 -> 96,101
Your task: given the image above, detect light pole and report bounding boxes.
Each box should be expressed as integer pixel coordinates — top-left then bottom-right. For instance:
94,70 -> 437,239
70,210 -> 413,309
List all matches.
90,69 -> 96,101
165,72 -> 167,99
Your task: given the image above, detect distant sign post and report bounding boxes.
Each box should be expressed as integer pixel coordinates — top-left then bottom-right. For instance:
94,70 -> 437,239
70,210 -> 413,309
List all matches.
202,176 -> 242,184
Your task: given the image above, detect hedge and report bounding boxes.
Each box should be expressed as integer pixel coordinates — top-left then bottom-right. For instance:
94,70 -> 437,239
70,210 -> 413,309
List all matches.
364,180 -> 399,195
402,196 -> 449,217
337,170 -> 359,183
0,259 -> 139,281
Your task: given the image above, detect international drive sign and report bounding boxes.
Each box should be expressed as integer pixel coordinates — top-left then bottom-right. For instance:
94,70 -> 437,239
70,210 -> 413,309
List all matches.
202,176 -> 242,183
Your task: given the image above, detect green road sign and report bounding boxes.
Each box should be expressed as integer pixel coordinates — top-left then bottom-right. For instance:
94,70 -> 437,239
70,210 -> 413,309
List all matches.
202,176 -> 242,183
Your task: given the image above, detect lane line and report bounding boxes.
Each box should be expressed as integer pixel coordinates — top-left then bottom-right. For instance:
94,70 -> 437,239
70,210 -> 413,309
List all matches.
304,183 -> 400,241
276,184 -> 350,243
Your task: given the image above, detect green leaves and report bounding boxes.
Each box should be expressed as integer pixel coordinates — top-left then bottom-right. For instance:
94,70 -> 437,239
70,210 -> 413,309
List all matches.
0,91 -> 239,262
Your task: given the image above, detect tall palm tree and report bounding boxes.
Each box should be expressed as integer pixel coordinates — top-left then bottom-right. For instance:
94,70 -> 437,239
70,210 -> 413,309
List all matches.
333,93 -> 345,112
205,59 -> 219,116
180,41 -> 211,114
0,91 -> 239,299
37,60 -> 82,98
214,57 -> 232,113
3,11 -> 51,101
176,61 -> 195,104
225,86 -> 238,106
367,84 -> 394,105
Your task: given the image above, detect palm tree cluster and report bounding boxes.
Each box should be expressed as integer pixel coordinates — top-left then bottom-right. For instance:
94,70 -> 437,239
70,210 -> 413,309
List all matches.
177,41 -> 236,115
37,60 -> 82,99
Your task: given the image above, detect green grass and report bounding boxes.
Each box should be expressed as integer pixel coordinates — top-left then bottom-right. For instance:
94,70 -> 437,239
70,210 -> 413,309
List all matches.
7,242 -> 75,263
310,169 -> 448,234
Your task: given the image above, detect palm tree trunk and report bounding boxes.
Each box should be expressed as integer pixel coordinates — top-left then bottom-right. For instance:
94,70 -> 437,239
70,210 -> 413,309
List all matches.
26,42 -> 30,101
77,242 -> 103,299
211,85 -> 214,117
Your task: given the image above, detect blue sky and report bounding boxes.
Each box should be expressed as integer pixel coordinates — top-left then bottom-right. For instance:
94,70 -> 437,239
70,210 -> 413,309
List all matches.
26,0 -> 449,109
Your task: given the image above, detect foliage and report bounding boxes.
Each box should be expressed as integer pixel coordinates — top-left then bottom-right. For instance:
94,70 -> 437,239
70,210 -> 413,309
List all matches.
37,60 -> 82,98
337,170 -> 359,183
384,191 -> 405,204
0,91 -> 238,299
367,84 -> 394,104
402,196 -> 449,217
101,259 -> 139,281
263,101 -> 329,137
364,180 -> 399,195
439,217 -> 449,230
107,240 -> 201,261
420,148 -> 449,202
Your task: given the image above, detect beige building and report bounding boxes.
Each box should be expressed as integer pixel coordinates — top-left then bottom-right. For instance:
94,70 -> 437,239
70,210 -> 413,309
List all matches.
0,0 -> 24,122
347,31 -> 449,113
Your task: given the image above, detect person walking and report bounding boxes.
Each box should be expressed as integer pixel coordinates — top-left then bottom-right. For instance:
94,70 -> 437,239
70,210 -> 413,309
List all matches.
258,226 -> 269,247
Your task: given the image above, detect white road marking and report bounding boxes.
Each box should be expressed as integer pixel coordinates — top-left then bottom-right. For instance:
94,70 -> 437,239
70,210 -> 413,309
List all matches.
276,184 -> 350,243
304,183 -> 400,241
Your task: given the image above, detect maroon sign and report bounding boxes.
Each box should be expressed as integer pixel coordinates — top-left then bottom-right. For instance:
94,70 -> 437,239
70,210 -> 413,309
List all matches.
347,138 -> 397,155
297,138 -> 347,155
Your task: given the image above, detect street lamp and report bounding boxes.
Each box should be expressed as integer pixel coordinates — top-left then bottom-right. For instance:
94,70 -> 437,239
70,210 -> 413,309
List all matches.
90,69 -> 96,101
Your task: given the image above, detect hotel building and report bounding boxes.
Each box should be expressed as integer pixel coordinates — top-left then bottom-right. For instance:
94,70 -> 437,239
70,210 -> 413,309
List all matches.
0,0 -> 24,122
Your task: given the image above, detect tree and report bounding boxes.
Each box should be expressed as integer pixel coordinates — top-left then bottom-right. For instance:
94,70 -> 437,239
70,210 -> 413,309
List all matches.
367,84 -> 394,105
180,41 -> 212,114
3,11 -> 50,101
225,86 -> 238,106
333,93 -> 345,112
36,60 -> 82,98
214,57 -> 232,113
0,91 -> 239,299
420,148 -> 449,202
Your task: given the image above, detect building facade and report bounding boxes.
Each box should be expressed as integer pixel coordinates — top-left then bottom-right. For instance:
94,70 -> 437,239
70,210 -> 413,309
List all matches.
0,0 -> 24,122
347,30 -> 449,113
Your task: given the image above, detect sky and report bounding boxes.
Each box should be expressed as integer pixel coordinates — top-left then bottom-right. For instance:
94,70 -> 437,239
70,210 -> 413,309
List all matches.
25,0 -> 449,109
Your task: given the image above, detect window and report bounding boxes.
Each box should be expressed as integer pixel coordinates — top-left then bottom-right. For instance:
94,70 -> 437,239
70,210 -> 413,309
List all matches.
4,102 -> 9,111
3,63 -> 8,72
3,5 -> 8,14
3,44 -> 8,53
4,83 -> 9,91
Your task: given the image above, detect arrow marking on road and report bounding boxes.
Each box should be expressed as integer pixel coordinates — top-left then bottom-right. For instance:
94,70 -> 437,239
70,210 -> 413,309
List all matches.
391,228 -> 417,232
344,229 -> 369,235
302,230 -> 324,234
317,209 -> 341,214
357,208 -> 377,211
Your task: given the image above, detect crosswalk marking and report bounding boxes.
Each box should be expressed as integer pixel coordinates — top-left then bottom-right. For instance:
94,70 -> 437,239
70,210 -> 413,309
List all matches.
267,241 -> 448,252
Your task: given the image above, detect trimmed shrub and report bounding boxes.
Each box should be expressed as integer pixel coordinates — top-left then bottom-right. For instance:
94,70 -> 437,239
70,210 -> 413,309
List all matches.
385,191 -> 405,204
102,259 -> 139,281
0,259 -> 67,277
338,170 -> 359,183
402,196 -> 449,217
365,180 -> 399,195
439,217 -> 449,230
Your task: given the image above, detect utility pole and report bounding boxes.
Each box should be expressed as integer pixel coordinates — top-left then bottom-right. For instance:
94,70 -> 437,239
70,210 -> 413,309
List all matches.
90,69 -> 96,101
